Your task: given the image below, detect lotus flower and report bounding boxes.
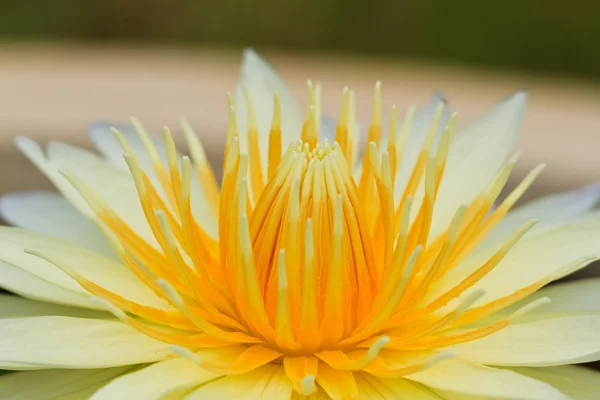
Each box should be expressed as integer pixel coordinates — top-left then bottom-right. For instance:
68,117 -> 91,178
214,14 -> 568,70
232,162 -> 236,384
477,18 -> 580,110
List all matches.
0,50 -> 599,399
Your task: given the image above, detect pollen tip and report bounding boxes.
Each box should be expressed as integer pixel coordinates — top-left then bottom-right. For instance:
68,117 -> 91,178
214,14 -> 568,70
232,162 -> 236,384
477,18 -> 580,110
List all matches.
90,296 -> 127,320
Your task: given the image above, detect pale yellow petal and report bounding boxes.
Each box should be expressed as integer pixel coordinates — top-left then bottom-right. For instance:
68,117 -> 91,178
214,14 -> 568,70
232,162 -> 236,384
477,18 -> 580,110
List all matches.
496,278 -> 600,320
431,91 -> 526,239
0,316 -> 170,369
428,214 -> 600,308
511,365 -> 600,400
0,191 -> 116,259
406,357 -> 569,399
482,183 -> 600,249
234,49 -> 303,169
447,313 -> 600,366
0,366 -> 134,400
0,227 -> 171,310
17,138 -> 158,246
185,364 -> 293,399
0,294 -> 108,319
91,357 -> 222,400
0,260 -> 102,310
355,373 -> 441,399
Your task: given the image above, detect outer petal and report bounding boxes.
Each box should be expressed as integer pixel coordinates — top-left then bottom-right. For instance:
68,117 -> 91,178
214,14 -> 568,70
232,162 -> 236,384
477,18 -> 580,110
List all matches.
89,122 -> 217,236
406,357 -> 569,399
481,183 -> 600,250
16,138 -> 158,246
0,316 -> 171,369
0,294 -> 108,319
91,357 -> 221,400
496,278 -> 600,319
446,313 -> 600,366
234,49 -> 303,170
0,260 -> 102,310
355,373 -> 441,399
185,364 -> 293,399
428,214 -> 600,308
430,92 -> 526,239
0,227 -> 171,310
511,366 -> 600,400
393,93 -> 450,203
0,191 -> 116,259
0,366 -> 135,400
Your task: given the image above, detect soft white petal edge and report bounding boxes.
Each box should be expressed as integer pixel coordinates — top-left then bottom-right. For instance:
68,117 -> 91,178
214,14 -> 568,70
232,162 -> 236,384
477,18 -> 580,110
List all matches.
0,316 -> 171,369
0,366 -> 135,400
407,357 -> 569,399
447,313 -> 600,366
512,365 -> 600,400
234,49 -> 303,171
0,227 -> 172,310
0,293 -> 108,319
431,91 -> 526,239
0,191 -> 116,259
90,357 -> 221,400
185,364 -> 293,399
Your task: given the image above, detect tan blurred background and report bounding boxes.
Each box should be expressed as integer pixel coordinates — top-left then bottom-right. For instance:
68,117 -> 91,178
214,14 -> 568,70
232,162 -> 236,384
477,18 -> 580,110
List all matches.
0,3 -> 599,224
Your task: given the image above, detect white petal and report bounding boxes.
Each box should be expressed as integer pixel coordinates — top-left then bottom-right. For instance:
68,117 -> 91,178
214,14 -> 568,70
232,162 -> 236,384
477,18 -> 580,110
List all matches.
0,294 -> 108,319
393,93 -> 450,203
16,137 -> 158,247
89,123 -> 217,236
497,278 -> 600,319
447,313 -> 600,366
91,357 -> 221,400
0,260 -> 101,310
234,49 -> 303,170
407,357 -> 569,399
0,227 -> 171,310
430,92 -> 526,239
482,183 -> 600,250
0,316 -> 170,369
512,366 -> 600,399
428,214 -> 600,308
185,364 -> 292,399
355,373 -> 441,399
0,366 -> 134,400
0,191 -> 116,259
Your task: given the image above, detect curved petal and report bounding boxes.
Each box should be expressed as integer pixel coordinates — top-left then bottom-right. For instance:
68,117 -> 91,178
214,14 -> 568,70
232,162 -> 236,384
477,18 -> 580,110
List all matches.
234,49 -> 303,170
393,93 -> 450,203
481,183 -> 600,250
431,92 -> 526,239
185,364 -> 292,399
0,316 -> 170,369
406,357 -> 568,399
355,373 -> 441,399
0,191 -> 116,259
91,357 -> 221,400
0,294 -> 108,319
511,366 -> 600,400
16,137 -> 158,246
428,214 -> 600,309
0,366 -> 135,400
496,278 -> 600,319
447,313 -> 600,366
0,227 -> 171,310
0,260 -> 102,310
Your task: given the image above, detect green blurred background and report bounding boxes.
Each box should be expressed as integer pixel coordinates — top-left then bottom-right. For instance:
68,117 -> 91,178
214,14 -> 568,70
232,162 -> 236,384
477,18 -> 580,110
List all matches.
1,0 -> 598,80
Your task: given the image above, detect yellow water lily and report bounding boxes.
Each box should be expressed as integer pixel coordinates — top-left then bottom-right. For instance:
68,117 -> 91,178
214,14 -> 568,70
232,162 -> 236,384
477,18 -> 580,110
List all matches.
0,49 -> 599,399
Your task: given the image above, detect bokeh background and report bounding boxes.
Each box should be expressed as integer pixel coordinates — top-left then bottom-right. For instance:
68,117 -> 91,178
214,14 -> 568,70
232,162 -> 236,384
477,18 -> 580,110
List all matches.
0,2 -> 599,266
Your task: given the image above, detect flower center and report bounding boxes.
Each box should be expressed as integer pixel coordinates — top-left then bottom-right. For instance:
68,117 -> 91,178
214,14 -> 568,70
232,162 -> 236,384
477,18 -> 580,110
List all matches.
41,82 -> 553,393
